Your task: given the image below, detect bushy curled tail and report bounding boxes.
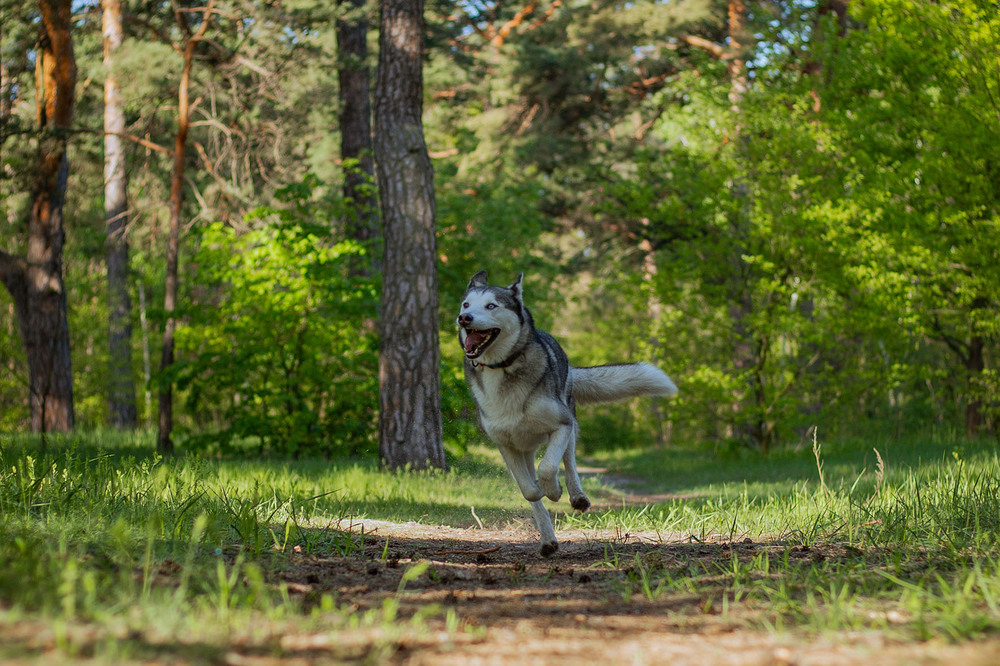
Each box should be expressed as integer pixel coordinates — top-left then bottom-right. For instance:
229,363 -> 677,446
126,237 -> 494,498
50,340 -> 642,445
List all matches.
570,363 -> 678,406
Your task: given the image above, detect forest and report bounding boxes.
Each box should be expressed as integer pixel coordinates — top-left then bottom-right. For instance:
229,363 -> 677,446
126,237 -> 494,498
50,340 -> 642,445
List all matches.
2,0 -> 999,460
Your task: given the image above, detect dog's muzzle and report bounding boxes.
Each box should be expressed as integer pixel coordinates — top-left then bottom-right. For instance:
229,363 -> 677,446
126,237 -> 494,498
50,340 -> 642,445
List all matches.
462,327 -> 500,359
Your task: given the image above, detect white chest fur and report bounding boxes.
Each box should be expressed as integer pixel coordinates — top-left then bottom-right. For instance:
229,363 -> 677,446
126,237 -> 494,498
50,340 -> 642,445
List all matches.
471,368 -> 565,451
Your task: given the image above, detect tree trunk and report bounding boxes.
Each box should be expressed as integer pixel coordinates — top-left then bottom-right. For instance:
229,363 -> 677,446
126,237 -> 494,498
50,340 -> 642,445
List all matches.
374,0 -> 446,470
639,238 -> 668,447
724,0 -> 770,451
805,0 -> 850,111
103,0 -> 138,428
157,1 -> 215,453
727,0 -> 748,110
0,0 -> 76,433
966,334 -> 984,436
0,59 -> 12,123
337,0 -> 379,270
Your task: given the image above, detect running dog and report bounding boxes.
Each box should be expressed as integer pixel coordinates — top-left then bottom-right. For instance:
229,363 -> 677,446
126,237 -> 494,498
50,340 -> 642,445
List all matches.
458,270 -> 678,556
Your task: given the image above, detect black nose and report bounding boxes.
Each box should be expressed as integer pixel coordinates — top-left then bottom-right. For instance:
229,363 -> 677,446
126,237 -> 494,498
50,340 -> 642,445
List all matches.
458,313 -> 473,327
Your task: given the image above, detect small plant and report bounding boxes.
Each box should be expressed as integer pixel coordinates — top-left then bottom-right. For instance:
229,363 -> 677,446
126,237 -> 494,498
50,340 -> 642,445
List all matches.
812,428 -> 828,498
874,447 -> 886,497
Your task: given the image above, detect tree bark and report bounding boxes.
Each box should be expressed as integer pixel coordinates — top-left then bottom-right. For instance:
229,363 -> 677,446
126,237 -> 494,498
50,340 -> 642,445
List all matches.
727,0 -> 747,110
337,0 -> 378,271
374,0 -> 446,470
0,0 -> 76,433
103,0 -> 138,428
157,0 -> 215,453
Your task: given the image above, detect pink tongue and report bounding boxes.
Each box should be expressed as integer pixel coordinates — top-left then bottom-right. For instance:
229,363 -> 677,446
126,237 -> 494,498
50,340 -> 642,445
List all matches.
464,331 -> 486,353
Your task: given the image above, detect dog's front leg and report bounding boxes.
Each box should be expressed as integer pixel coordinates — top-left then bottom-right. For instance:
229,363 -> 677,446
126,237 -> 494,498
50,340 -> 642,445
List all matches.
498,445 -> 544,502
530,499 -> 558,557
499,447 -> 559,556
536,423 -> 573,502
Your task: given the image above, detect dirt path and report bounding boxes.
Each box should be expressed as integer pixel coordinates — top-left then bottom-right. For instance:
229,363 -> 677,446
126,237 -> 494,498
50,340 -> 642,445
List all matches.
268,515 -> 1000,665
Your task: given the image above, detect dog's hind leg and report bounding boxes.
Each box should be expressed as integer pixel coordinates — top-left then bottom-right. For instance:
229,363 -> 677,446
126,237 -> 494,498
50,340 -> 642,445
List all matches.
530,499 -> 559,557
498,445 -> 544,502
562,423 -> 591,512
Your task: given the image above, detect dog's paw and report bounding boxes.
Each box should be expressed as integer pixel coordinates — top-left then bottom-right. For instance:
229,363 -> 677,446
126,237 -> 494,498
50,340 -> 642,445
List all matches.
570,494 -> 591,512
540,541 -> 559,558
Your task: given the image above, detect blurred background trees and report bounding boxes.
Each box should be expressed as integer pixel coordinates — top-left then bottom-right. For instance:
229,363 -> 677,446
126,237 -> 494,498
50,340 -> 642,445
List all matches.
1,0 -> 996,455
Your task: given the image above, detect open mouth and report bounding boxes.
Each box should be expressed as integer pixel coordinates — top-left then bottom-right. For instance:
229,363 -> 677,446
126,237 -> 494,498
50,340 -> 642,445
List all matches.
463,328 -> 500,359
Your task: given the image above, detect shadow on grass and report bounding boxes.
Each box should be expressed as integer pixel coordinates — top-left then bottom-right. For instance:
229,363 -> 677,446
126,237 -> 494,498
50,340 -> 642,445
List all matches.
593,434 -> 1000,496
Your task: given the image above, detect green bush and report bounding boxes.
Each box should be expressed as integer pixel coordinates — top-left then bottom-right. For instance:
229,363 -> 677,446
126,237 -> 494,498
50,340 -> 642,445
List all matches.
176,177 -> 378,456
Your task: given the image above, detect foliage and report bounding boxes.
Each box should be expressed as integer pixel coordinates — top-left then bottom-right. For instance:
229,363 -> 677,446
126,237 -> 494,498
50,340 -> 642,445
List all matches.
176,177 -> 378,456
1,0 -> 998,451
819,0 -> 1000,420
557,0 -> 1000,448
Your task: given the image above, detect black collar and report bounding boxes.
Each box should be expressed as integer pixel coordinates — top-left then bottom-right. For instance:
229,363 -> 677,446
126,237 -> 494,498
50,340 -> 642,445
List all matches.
471,351 -> 522,370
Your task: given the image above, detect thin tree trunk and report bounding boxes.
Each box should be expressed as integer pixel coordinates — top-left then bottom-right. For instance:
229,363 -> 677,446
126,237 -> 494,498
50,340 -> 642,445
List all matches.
157,0 -> 215,453
805,0 -> 850,111
0,0 -> 77,433
724,0 -> 771,452
966,335 -> 984,436
139,281 -> 152,421
337,0 -> 378,271
639,238 -> 668,447
374,0 -> 446,470
103,0 -> 138,428
727,0 -> 747,110
0,59 -> 12,123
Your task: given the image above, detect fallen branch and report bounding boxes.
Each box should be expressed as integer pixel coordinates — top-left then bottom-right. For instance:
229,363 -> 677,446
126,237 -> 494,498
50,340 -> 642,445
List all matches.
432,545 -> 501,556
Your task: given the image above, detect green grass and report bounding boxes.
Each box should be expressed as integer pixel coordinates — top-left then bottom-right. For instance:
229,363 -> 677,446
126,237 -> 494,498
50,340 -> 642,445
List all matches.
0,430 -> 516,660
2,429 -> 1000,658
575,433 -> 1000,546
573,433 -> 1000,639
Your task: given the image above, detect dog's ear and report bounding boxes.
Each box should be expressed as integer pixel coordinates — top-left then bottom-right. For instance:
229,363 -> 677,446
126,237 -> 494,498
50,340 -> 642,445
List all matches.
508,273 -> 524,301
468,270 -> 488,290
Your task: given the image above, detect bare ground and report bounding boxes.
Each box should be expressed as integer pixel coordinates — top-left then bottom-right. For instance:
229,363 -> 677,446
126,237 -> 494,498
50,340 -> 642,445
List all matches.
263,515 -> 1000,666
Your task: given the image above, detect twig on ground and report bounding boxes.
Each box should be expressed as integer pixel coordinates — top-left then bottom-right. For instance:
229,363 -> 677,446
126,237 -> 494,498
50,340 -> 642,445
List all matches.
432,545 -> 501,556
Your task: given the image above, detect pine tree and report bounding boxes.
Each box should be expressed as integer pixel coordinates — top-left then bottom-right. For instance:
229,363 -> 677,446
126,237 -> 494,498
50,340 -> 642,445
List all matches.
0,0 -> 77,433
103,0 -> 138,428
375,0 -> 446,470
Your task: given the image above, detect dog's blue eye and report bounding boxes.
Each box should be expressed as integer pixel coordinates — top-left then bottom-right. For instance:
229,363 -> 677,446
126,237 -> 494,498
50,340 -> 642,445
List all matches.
486,303 -> 497,310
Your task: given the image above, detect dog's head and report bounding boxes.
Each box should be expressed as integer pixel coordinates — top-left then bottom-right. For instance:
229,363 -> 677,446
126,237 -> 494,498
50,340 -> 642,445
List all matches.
457,270 -> 526,363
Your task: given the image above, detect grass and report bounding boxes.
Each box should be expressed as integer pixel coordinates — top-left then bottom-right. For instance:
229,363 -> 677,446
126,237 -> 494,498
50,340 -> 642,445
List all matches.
0,430 -> 515,661
573,433 -> 1000,639
2,429 -> 1000,659
574,433 -> 1000,545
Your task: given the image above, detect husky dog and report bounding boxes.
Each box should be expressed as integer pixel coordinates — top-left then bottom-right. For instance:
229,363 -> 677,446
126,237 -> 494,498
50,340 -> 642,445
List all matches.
458,270 -> 678,556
